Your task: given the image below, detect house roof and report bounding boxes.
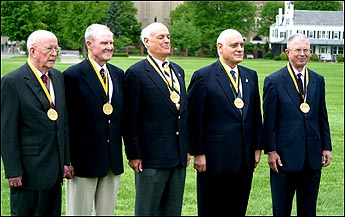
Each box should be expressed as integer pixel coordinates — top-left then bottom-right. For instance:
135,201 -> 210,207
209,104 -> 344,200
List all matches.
294,10 -> 344,26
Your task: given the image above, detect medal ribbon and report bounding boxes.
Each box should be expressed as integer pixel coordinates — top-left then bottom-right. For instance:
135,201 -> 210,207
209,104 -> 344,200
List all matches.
220,60 -> 239,94
286,63 -> 309,101
146,56 -> 175,94
27,59 -> 54,107
88,54 -> 109,96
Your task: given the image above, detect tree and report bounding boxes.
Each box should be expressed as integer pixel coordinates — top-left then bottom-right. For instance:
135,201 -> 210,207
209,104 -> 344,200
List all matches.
56,1 -> 110,51
170,1 -> 256,57
106,1 -> 142,50
1,1 -> 40,42
169,19 -> 201,56
169,2 -> 201,56
257,2 -> 284,37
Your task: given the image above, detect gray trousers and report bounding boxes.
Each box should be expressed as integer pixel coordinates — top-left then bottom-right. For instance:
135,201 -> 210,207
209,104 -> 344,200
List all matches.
134,167 -> 186,216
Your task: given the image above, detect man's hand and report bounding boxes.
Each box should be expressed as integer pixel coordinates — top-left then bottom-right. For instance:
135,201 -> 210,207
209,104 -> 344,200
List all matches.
267,151 -> 283,173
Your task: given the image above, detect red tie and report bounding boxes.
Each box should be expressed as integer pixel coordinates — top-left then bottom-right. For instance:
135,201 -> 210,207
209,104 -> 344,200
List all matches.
41,74 -> 48,89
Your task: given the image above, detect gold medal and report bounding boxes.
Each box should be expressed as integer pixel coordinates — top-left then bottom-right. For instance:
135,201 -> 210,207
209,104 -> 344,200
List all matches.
103,103 -> 113,115
47,108 -> 58,121
234,97 -> 244,109
300,102 -> 310,113
170,91 -> 180,104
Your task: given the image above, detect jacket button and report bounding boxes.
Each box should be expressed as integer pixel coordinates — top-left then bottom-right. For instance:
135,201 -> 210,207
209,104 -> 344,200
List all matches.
176,132 -> 179,136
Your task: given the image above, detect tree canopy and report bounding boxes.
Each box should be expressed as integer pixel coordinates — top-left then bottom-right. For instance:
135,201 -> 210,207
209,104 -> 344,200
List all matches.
1,1 -> 141,52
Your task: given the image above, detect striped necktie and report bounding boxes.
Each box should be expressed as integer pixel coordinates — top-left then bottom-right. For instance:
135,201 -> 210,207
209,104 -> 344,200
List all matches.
41,73 -> 49,89
162,61 -> 180,93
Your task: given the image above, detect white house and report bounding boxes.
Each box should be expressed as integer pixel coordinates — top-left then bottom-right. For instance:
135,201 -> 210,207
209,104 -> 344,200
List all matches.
269,1 -> 344,60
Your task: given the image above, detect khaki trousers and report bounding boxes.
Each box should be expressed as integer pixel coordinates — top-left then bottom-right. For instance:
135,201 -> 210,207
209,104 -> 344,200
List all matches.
66,170 -> 120,216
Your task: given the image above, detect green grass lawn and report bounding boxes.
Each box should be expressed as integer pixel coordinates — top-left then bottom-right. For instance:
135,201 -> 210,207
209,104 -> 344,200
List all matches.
1,56 -> 344,216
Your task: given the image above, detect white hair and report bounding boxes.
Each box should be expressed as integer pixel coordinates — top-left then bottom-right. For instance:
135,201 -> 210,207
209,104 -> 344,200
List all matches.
26,30 -> 57,51
85,24 -> 113,41
287,33 -> 309,49
140,22 -> 168,48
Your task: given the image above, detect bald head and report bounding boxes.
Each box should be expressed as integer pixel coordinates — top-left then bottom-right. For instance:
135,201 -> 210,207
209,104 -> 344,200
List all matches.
217,29 -> 242,46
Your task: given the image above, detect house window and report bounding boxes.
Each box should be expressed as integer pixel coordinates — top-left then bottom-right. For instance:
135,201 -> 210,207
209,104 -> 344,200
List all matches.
333,32 -> 339,39
308,31 -> 314,38
280,32 -> 285,38
321,31 -> 327,39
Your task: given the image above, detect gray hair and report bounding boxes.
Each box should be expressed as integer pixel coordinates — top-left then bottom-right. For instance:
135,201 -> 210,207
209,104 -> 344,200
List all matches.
287,33 -> 309,49
85,24 -> 113,41
140,22 -> 168,48
26,30 -> 57,51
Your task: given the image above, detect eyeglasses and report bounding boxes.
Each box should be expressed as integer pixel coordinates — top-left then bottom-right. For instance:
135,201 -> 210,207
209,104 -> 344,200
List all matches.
290,48 -> 311,55
37,46 -> 61,54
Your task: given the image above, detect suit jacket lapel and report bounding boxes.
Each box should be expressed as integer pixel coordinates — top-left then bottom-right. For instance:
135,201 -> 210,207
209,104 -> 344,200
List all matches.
49,70 -> 61,110
24,63 -> 51,110
171,63 -> 187,112
305,70 -> 316,108
145,59 -> 178,111
282,66 -> 301,108
215,61 -> 242,118
239,66 -> 250,118
107,64 -> 121,111
82,59 -> 106,107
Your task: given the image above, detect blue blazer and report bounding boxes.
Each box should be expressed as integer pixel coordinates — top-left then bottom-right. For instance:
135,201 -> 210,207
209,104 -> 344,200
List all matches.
63,57 -> 124,177
1,63 -> 70,189
122,58 -> 189,168
187,60 -> 263,174
263,65 -> 332,171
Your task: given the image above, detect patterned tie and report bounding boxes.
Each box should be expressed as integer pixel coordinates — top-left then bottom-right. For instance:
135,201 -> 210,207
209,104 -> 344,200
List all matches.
297,73 -> 304,98
162,61 -> 180,93
41,74 -> 49,89
99,68 -> 105,84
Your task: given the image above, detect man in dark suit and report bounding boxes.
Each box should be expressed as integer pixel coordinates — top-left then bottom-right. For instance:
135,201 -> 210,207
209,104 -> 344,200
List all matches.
263,33 -> 332,216
187,29 -> 263,216
1,30 -> 72,216
63,24 -> 124,215
122,22 -> 190,216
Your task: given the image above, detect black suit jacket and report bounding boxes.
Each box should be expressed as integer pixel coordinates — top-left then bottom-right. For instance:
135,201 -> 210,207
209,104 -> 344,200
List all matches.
263,65 -> 332,171
187,60 -> 263,174
123,58 -> 189,168
63,57 -> 124,177
1,63 -> 70,189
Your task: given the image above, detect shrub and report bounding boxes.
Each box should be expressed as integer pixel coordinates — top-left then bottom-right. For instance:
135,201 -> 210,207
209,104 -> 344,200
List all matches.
337,53 -> 344,62
113,53 -> 129,57
273,55 -> 281,60
264,51 -> 273,59
310,53 -> 318,61
280,51 -> 288,60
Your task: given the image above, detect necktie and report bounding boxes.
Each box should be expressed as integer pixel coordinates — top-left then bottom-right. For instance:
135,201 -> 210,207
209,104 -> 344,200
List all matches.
41,74 -> 49,89
100,68 -> 106,83
297,73 -> 304,98
163,61 -> 180,93
230,70 -> 236,81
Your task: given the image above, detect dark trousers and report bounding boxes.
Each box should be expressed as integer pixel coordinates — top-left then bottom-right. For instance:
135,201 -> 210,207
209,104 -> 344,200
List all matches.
134,167 -> 186,216
197,164 -> 253,216
270,161 -> 321,216
10,180 -> 62,216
